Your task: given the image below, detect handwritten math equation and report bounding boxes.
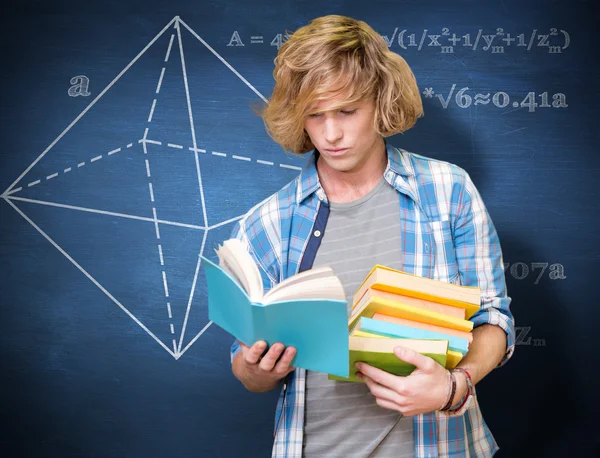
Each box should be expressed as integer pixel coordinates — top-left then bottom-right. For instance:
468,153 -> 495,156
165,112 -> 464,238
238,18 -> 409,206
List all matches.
515,326 -> 546,347
381,28 -> 569,54
503,262 -> 566,284
227,28 -> 570,54
423,85 -> 568,112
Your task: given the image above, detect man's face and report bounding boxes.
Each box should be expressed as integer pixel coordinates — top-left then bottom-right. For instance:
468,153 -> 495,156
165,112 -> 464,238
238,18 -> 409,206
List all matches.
303,93 -> 384,175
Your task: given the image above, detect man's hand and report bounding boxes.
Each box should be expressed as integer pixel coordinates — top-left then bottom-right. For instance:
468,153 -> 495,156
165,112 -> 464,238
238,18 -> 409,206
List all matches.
232,340 -> 296,393
355,346 -> 467,416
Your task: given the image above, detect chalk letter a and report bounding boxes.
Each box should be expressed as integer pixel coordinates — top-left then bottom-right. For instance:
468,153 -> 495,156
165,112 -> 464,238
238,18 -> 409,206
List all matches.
68,75 -> 91,97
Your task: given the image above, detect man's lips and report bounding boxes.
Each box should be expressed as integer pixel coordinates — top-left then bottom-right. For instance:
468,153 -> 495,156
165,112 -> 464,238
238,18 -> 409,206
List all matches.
325,148 -> 348,153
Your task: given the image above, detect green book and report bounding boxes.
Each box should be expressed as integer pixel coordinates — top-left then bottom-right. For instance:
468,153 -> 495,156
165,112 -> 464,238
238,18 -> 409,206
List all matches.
328,336 -> 448,382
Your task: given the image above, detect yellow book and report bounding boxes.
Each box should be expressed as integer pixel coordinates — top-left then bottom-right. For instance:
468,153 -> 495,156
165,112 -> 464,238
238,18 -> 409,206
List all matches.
353,265 -> 481,320
351,330 -> 462,369
445,350 -> 462,369
360,290 -> 466,320
349,289 -> 475,333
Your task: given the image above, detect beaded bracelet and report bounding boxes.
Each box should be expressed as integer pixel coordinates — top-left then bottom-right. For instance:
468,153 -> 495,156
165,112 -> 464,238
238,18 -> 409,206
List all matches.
440,370 -> 456,411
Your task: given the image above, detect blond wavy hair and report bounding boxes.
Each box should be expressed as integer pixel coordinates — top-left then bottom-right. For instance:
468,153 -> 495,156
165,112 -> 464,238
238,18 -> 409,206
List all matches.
256,15 -> 424,154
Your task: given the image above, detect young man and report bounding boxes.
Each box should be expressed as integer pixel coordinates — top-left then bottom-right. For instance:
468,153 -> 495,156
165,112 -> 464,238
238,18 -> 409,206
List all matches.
229,15 -> 515,458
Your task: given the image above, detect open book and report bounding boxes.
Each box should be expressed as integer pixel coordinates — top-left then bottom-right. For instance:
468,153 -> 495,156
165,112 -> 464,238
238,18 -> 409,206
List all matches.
215,239 -> 347,304
203,239 -> 350,376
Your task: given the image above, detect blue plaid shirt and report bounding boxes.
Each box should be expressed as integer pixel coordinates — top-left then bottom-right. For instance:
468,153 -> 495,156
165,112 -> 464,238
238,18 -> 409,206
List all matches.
230,141 -> 515,458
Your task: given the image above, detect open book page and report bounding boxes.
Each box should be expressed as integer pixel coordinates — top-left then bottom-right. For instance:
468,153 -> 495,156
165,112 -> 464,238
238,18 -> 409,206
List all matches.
266,266 -> 335,293
262,274 -> 345,305
215,242 -> 252,297
215,247 -> 246,291
216,239 -> 264,302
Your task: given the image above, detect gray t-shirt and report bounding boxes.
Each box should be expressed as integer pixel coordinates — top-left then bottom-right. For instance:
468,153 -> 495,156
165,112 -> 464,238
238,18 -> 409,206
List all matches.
302,178 -> 415,458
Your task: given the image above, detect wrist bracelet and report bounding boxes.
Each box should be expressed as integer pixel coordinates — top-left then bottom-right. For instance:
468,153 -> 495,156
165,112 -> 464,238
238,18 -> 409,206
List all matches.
452,367 -> 473,385
439,370 -> 452,411
448,368 -> 475,411
451,368 -> 474,396
440,371 -> 456,411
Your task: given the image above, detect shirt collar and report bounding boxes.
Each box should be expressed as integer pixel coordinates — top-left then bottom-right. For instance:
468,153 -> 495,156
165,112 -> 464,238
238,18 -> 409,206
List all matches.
297,139 -> 414,204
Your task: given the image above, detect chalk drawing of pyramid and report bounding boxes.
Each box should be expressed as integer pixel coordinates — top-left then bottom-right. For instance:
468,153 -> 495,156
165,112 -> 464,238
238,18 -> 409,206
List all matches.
1,16 -> 302,359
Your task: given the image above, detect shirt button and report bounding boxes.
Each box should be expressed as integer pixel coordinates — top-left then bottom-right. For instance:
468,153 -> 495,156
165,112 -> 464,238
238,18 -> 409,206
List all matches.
425,243 -> 430,253
314,230 -> 322,238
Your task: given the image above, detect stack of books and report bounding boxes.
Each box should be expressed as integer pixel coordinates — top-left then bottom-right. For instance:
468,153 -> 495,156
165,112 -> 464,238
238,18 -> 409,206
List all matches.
330,265 -> 480,382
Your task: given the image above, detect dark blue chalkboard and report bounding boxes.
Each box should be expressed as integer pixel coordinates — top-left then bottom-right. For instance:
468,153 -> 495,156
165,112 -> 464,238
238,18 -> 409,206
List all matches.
1,1 -> 598,457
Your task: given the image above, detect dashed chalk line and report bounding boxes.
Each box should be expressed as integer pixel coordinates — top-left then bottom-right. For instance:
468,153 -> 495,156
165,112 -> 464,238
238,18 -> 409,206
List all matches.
148,99 -> 157,123
148,183 -> 155,202
156,67 -> 166,94
16,136 -> 301,195
145,28 -> 178,355
158,244 -> 164,265
18,141 -> 131,191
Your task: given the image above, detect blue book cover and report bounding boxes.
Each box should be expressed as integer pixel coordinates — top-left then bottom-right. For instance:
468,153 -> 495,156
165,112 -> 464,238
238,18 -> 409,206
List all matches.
202,257 -> 350,377
356,317 -> 469,354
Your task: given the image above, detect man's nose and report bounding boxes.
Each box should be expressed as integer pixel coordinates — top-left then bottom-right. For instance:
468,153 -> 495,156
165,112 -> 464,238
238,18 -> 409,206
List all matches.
323,117 -> 343,143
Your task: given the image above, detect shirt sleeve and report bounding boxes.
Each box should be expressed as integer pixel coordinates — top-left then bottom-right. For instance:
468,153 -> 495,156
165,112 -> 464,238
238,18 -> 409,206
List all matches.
452,171 -> 515,367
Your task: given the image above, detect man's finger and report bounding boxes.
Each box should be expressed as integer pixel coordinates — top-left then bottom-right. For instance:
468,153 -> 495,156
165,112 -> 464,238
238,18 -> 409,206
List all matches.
373,396 -> 404,414
393,346 -> 436,372
245,340 -> 267,365
258,342 -> 284,371
274,346 -> 296,373
358,372 -> 405,407
355,362 -> 403,389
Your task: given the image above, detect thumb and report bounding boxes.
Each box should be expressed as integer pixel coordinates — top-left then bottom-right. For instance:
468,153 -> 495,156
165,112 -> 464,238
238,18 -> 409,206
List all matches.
394,346 -> 435,372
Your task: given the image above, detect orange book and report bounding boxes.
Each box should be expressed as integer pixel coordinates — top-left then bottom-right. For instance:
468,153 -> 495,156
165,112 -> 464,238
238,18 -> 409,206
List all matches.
353,265 -> 480,319
355,289 -> 465,320
372,313 -> 473,344
349,289 -> 474,333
